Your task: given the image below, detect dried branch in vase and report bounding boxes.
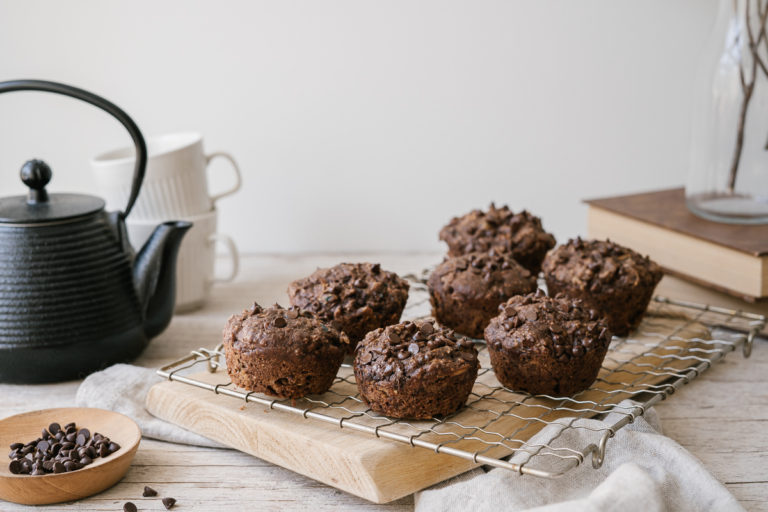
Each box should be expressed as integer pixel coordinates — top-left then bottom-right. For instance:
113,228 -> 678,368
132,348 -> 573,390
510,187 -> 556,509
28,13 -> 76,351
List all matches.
729,0 -> 768,193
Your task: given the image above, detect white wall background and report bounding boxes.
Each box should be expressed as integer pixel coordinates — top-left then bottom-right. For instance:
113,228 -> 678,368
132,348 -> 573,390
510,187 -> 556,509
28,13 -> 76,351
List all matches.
0,0 -> 715,254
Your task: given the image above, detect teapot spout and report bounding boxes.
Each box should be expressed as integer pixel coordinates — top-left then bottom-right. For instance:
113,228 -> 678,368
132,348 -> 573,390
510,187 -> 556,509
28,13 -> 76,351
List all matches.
133,221 -> 192,338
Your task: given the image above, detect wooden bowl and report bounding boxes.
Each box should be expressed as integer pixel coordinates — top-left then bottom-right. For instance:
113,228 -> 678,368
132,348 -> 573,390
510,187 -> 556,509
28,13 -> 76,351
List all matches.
0,407 -> 141,505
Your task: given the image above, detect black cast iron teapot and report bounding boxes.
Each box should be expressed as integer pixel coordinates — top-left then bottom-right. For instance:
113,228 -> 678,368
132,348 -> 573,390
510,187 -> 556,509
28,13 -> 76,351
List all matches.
0,79 -> 191,383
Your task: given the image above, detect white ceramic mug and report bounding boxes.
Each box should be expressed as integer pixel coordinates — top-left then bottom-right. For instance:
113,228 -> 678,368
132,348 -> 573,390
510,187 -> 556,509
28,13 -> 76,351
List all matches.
91,132 -> 241,219
127,209 -> 239,313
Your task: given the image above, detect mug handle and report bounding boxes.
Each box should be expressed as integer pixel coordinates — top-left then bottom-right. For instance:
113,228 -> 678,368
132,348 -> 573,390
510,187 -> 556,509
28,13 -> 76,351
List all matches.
205,152 -> 242,204
208,233 -> 239,283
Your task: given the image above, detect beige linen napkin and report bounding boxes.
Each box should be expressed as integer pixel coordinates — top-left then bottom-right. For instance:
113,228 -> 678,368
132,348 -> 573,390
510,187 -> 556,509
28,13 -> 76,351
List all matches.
75,363 -> 225,448
415,401 -> 743,512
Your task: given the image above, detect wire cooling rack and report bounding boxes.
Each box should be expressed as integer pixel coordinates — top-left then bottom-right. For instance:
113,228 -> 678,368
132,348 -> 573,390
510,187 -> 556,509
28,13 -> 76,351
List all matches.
157,275 -> 765,479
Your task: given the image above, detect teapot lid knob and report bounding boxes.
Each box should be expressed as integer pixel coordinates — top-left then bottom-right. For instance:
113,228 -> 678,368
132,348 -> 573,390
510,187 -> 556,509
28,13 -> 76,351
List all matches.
0,157 -> 104,224
20,159 -> 52,204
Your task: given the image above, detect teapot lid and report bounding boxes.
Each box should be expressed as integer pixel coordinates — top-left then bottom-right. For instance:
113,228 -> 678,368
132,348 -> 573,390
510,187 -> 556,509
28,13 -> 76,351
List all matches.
0,160 -> 105,224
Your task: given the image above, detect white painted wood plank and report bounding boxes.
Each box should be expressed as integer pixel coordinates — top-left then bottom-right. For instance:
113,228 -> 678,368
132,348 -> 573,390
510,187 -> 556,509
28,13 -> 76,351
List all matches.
0,254 -> 765,510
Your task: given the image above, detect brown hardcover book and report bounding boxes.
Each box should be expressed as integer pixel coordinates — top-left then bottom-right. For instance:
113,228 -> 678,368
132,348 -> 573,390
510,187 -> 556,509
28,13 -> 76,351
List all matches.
584,188 -> 768,302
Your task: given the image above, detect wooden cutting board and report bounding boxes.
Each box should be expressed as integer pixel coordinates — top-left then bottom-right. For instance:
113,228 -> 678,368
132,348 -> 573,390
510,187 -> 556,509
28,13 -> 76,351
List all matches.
146,370 -> 478,503
145,312 -> 712,503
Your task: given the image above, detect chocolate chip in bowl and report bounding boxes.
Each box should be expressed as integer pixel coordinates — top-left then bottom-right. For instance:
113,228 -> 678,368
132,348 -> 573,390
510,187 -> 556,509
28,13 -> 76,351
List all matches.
354,320 -> 479,419
7,421 -> 120,476
287,262 -> 410,351
428,250 -> 538,338
223,302 -> 349,398
439,204 -> 556,274
542,238 -> 663,336
0,407 -> 141,505
484,291 -> 612,396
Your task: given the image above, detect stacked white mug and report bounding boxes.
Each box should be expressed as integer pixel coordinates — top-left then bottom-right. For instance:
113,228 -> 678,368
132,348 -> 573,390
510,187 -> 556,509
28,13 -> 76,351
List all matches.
92,132 -> 240,313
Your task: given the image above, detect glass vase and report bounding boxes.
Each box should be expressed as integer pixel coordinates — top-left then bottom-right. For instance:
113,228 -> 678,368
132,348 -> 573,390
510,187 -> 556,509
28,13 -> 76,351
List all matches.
687,0 -> 768,224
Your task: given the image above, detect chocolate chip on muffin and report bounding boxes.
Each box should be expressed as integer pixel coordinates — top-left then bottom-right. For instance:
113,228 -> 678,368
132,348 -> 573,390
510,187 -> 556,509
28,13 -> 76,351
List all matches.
484,291 -> 612,396
428,250 -> 538,338
354,320 -> 479,419
439,204 -> 556,274
223,302 -> 349,398
287,263 -> 410,351
542,238 -> 663,336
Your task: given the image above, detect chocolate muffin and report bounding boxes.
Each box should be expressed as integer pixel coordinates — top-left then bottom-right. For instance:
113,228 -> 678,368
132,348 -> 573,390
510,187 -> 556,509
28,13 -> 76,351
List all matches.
354,320 -> 479,419
223,302 -> 349,398
484,291 -> 612,396
287,263 -> 410,350
542,238 -> 663,336
439,204 -> 556,274
428,250 -> 538,338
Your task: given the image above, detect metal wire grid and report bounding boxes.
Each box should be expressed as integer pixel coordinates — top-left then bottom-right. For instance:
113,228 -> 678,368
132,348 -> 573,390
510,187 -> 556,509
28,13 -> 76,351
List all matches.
157,278 -> 764,479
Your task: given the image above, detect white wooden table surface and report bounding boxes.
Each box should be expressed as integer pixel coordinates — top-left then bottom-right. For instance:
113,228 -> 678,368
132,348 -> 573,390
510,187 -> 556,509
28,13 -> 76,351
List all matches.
1,254 -> 766,511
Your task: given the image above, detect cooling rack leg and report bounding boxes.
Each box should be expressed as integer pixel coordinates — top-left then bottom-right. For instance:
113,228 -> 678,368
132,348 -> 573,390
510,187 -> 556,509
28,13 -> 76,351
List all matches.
591,430 -> 612,469
743,332 -> 755,358
208,344 -> 224,373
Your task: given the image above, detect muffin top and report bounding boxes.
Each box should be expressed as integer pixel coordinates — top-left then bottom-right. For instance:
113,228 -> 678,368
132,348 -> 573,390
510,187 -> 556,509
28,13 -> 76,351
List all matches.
542,238 -> 663,293
485,291 -> 612,363
439,204 -> 555,268
428,250 -> 537,301
355,320 -> 478,383
223,302 -> 349,356
287,262 -> 409,329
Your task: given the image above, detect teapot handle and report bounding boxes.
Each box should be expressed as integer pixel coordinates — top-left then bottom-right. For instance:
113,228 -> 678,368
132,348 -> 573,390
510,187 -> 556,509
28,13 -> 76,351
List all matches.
0,79 -> 146,218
